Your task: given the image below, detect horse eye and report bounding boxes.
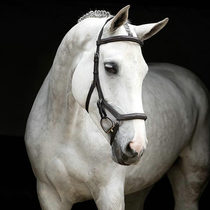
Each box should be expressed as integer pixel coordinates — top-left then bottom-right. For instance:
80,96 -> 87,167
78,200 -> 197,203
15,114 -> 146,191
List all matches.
104,62 -> 118,74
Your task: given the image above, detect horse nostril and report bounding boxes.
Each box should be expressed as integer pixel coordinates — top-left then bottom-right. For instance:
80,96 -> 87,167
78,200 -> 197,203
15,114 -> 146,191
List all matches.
125,143 -> 138,158
139,148 -> 145,157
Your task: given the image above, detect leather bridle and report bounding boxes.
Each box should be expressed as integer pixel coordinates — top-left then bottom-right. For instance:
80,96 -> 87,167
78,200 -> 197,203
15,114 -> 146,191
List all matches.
85,18 -> 147,145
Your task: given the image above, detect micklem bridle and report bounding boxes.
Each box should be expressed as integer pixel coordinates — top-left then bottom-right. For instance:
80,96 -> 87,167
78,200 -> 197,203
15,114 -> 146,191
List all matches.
85,17 -> 147,145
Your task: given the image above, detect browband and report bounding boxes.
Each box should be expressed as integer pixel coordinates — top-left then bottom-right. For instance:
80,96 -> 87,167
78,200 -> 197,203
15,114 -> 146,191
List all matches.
97,36 -> 143,46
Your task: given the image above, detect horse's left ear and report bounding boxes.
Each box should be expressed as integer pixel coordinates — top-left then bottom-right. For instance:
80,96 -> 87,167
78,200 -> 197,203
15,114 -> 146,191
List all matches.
134,18 -> 169,41
110,5 -> 130,32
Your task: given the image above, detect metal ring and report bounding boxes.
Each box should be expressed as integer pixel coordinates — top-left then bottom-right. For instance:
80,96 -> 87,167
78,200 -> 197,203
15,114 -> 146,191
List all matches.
100,117 -> 115,134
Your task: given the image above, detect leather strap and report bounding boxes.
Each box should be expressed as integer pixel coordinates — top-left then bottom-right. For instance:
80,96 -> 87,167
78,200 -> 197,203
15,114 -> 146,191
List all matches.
110,122 -> 119,145
85,18 -> 112,113
101,100 -> 147,121
97,36 -> 143,47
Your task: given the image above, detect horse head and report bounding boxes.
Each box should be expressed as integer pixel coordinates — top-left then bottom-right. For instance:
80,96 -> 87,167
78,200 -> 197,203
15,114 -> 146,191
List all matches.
72,5 -> 168,165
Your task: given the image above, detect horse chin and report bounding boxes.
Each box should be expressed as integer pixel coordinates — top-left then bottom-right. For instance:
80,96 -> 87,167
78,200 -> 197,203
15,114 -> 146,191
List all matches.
111,144 -> 141,166
112,155 -> 140,166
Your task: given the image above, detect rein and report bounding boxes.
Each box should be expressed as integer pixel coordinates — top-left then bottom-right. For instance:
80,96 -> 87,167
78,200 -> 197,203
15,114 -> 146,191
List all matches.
85,18 -> 147,145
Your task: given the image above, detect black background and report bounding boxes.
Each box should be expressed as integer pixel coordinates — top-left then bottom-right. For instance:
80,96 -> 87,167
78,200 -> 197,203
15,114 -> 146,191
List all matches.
1,0 -> 209,209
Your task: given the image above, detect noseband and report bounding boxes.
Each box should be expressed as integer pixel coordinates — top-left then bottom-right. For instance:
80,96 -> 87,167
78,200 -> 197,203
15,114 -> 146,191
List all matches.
85,18 -> 147,145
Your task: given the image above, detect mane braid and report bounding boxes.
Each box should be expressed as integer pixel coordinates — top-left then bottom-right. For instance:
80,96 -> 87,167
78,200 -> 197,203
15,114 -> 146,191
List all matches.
78,10 -> 133,37
78,10 -> 112,23
124,22 -> 133,37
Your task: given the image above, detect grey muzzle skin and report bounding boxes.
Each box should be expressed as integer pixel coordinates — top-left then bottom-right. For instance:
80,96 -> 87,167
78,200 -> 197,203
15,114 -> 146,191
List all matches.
85,17 -> 147,145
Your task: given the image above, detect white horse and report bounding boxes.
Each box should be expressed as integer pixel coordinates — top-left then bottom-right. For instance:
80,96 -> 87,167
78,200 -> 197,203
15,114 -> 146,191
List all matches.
25,5 -> 210,210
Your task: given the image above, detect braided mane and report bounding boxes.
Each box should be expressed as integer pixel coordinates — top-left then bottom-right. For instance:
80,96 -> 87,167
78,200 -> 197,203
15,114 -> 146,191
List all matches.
78,10 -> 133,36
78,10 -> 112,23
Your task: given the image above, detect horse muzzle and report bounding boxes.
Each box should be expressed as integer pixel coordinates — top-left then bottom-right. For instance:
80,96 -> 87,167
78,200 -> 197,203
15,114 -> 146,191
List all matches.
111,139 -> 144,166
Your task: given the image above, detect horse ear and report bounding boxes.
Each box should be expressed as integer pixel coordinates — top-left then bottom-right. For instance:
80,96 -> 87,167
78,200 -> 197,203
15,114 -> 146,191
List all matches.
110,5 -> 130,32
134,18 -> 169,41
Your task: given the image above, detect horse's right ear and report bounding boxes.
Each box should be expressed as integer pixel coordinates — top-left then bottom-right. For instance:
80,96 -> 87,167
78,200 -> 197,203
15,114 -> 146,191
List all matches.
110,5 -> 130,32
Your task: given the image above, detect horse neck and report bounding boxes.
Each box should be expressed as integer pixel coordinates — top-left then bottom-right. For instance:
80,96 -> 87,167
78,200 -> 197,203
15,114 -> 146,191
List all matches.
47,21 -> 101,123
48,32 -> 79,122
